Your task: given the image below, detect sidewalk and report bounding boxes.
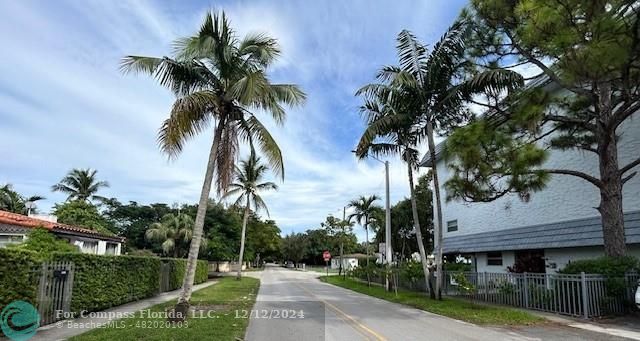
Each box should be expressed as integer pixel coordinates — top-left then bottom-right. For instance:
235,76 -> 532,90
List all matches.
32,280 -> 217,341
524,310 -> 640,340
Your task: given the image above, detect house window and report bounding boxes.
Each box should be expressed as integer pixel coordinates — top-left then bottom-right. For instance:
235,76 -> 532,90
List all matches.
105,243 -> 118,255
0,234 -> 25,248
80,240 -> 98,254
487,252 -> 503,266
447,220 -> 458,232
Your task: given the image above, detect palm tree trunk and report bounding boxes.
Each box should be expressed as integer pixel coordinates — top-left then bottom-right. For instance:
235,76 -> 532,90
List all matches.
237,196 -> 251,279
426,121 -> 444,300
176,121 -> 225,307
407,163 -> 431,296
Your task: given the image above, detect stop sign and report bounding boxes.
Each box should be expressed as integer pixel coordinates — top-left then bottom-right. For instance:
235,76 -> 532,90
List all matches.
323,251 -> 331,261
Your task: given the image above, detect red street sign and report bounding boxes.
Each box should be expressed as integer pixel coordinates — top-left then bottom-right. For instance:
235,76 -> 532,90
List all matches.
323,251 -> 331,261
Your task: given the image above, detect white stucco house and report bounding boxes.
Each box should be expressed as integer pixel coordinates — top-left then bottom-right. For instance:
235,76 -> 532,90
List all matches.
331,253 -> 363,270
0,210 -> 124,255
421,82 -> 640,274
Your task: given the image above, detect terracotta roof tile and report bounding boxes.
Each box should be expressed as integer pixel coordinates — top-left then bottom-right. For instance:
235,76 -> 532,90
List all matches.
0,210 -> 123,242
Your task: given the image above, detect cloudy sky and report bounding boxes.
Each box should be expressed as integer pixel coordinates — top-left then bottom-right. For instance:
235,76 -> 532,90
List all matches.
0,0 -> 467,240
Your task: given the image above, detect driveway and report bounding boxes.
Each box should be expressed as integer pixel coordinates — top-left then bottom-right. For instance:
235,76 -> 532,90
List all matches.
245,265 -> 630,341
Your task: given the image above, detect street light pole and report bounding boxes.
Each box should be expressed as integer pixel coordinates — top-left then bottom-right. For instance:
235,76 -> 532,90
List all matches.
384,160 -> 392,291
351,150 -> 392,291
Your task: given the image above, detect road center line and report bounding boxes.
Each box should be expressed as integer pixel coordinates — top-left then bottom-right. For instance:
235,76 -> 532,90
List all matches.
293,281 -> 387,341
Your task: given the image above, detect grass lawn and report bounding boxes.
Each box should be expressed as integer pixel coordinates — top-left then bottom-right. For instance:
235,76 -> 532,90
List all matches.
321,276 -> 543,326
72,277 -> 259,341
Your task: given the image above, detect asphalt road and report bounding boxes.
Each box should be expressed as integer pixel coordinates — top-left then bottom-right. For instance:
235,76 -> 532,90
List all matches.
245,265 -> 631,341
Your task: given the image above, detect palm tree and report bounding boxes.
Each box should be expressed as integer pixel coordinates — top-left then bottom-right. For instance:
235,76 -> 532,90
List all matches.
145,213 -> 197,258
347,195 -> 380,265
0,184 -> 45,214
355,88 -> 432,294
51,168 -> 109,203
121,11 -> 305,308
357,21 -> 522,298
224,152 -> 277,279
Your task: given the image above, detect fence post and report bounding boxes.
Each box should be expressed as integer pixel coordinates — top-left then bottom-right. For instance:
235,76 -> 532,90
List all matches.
523,272 -> 529,308
581,272 -> 588,319
483,272 -> 488,301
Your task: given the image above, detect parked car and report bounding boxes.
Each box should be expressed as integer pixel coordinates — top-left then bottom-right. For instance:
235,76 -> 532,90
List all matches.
636,280 -> 640,309
285,261 -> 295,268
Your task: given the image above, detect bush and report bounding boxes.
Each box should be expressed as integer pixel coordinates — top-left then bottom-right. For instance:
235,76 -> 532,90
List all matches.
51,253 -> 161,313
7,228 -> 80,257
558,256 -> 639,276
444,262 -> 472,272
559,256 -> 639,311
163,258 -> 209,291
0,248 -> 41,309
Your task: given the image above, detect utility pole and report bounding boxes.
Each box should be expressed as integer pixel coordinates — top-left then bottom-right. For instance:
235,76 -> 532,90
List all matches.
384,161 -> 392,291
342,206 -> 346,280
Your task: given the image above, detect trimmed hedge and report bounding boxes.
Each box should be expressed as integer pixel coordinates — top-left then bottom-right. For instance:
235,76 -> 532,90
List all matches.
163,258 -> 209,291
52,253 -> 161,313
0,248 -> 41,309
0,249 -> 211,315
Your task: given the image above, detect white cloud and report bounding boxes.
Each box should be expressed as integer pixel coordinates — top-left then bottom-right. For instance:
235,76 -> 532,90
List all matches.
0,0 -> 466,240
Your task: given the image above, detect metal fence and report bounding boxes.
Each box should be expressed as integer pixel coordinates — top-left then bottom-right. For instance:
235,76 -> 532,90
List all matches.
352,270 -> 639,318
443,271 -> 639,318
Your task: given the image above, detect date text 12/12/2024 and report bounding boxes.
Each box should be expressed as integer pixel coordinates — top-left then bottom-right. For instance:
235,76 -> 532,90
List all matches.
235,309 -> 305,319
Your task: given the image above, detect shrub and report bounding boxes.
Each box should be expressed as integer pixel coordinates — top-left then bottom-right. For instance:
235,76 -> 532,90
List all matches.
444,262 -> 472,272
51,253 -> 161,313
163,258 -> 209,291
558,256 -> 639,276
0,248 -> 41,309
559,256 -> 639,312
7,228 -> 80,257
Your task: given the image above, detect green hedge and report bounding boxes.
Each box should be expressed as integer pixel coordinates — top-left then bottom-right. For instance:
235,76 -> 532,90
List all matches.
0,248 -> 41,309
163,258 -> 208,291
52,253 -> 161,312
0,249 -> 210,315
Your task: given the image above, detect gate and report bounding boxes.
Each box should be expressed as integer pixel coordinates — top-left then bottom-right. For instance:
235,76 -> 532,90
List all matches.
159,262 -> 171,292
37,261 -> 74,325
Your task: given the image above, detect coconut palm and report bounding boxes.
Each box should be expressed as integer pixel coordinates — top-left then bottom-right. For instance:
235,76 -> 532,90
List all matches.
354,88 -> 432,294
357,21 -> 523,298
347,195 -> 380,265
121,11 -> 304,307
145,213 -> 199,258
224,152 -> 277,279
0,184 -> 45,214
51,168 -> 109,203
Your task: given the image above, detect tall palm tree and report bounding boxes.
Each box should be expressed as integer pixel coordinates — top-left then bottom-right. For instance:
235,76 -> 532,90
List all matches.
0,184 -> 45,214
121,11 -> 304,308
355,88 -> 432,295
357,21 -> 522,299
224,152 -> 277,279
347,195 -> 380,265
51,168 -> 109,203
145,213 -> 197,258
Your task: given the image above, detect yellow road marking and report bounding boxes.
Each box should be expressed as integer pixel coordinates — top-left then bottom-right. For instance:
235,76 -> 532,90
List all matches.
294,282 -> 387,341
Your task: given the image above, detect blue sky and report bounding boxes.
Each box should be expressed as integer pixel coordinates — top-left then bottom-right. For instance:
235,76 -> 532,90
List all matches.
0,0 -> 467,240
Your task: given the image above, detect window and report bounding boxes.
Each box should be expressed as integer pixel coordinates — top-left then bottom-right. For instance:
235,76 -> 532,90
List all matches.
80,241 -> 98,254
487,252 -> 503,266
0,234 -> 25,248
446,220 -> 458,232
105,243 -> 118,255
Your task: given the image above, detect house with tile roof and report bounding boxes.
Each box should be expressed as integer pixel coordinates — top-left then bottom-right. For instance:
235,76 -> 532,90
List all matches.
0,210 -> 124,255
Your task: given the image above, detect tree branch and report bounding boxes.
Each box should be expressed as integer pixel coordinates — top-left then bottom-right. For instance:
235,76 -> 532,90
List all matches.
540,168 -> 603,188
620,156 -> 640,175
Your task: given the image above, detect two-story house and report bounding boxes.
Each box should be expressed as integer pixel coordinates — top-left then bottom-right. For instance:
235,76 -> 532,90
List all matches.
421,86 -> 640,274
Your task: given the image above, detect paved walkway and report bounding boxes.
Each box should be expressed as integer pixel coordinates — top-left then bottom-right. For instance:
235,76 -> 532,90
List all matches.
32,281 -> 217,341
